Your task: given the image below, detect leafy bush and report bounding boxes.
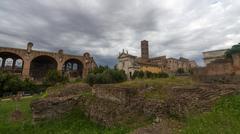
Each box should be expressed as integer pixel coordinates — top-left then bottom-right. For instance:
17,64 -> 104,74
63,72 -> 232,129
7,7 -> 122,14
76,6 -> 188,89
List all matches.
176,68 -> 185,74
90,65 -> 109,74
158,72 -> 169,78
132,71 -> 144,79
225,43 -> 240,59
132,71 -> 169,79
85,67 -> 127,86
23,79 -> 37,92
0,71 -> 37,97
43,70 -> 69,86
182,95 -> 240,134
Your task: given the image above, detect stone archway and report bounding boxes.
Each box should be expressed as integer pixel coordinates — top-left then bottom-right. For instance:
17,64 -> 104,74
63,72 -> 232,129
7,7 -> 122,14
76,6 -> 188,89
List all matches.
0,52 -> 24,74
63,59 -> 83,78
30,55 -> 58,80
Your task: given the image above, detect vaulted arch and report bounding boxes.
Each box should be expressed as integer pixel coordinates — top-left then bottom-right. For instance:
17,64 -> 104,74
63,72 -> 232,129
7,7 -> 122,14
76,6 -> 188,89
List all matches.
0,52 -> 24,74
30,55 -> 58,80
63,58 -> 83,78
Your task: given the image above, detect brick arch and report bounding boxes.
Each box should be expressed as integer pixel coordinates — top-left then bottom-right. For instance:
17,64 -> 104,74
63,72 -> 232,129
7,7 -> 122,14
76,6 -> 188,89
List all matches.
0,44 -> 97,79
62,58 -> 84,78
29,53 -> 59,63
0,49 -> 25,60
0,51 -> 25,74
30,55 -> 58,80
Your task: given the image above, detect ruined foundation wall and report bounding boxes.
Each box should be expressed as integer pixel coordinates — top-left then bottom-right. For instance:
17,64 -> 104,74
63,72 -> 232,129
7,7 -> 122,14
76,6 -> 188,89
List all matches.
31,83 -> 240,126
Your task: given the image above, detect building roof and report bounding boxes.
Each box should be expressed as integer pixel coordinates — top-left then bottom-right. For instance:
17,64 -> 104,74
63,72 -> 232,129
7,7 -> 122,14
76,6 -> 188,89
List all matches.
203,49 -> 228,54
118,52 -> 137,59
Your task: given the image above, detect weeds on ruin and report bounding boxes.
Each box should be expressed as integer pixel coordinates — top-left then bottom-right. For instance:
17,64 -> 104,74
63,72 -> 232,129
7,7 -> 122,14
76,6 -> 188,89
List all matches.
0,96 -> 132,134
181,94 -> 240,134
43,70 -> 69,86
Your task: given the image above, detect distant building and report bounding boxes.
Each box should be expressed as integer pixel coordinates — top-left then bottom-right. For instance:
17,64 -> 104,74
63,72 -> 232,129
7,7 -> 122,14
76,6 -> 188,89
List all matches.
117,40 -> 197,78
0,42 -> 97,80
203,49 -> 228,65
194,44 -> 240,83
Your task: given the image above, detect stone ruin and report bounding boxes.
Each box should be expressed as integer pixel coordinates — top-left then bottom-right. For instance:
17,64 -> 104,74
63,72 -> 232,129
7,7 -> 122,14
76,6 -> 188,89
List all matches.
194,53 -> 240,83
30,83 -> 240,126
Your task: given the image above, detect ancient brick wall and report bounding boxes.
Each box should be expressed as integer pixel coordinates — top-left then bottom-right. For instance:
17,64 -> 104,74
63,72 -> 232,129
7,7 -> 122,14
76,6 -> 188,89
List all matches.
194,53 -> 240,83
0,42 -> 97,79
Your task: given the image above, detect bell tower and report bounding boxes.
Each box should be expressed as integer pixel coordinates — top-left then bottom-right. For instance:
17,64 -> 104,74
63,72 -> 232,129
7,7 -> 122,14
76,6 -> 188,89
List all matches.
141,40 -> 149,59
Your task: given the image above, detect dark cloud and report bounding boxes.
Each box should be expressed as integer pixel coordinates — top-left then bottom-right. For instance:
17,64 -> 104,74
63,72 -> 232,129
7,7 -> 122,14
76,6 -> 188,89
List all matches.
0,0 -> 240,66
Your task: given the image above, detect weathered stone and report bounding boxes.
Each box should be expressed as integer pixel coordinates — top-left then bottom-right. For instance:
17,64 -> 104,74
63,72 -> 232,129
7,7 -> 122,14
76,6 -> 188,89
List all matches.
31,83 -> 240,126
92,84 -> 138,104
0,43 -> 97,79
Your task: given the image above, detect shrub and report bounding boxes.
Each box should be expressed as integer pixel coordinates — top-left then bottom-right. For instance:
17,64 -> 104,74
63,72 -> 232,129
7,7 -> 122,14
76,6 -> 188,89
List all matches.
158,72 -> 169,78
43,70 -> 69,86
0,71 -> 37,97
90,65 -> 109,74
85,67 -> 127,86
176,68 -> 185,74
225,43 -> 240,59
132,71 -> 169,79
22,79 -> 37,93
2,75 -> 22,94
132,70 -> 144,79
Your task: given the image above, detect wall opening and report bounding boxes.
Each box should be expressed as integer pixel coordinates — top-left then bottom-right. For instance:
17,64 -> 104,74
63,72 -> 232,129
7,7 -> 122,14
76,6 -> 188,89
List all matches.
30,56 -> 57,80
63,59 -> 83,78
0,52 -> 24,74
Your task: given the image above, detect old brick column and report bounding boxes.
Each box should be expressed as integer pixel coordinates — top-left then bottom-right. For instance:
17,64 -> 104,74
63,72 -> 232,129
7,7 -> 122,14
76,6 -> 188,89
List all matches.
57,49 -> 64,72
22,42 -> 33,78
22,58 -> 30,78
232,53 -> 240,75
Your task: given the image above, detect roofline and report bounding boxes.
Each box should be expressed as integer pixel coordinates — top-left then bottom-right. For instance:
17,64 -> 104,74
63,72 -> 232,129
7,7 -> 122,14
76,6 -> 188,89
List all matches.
203,49 -> 228,53
0,46 -> 86,57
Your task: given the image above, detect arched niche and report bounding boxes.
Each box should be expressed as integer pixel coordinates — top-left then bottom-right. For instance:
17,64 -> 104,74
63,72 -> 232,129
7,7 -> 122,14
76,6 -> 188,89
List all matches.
63,59 -> 83,78
0,52 -> 24,74
30,55 -> 58,80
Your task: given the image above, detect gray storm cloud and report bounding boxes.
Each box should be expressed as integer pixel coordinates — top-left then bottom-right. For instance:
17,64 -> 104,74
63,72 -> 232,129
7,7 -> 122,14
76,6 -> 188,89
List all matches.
0,0 -> 240,66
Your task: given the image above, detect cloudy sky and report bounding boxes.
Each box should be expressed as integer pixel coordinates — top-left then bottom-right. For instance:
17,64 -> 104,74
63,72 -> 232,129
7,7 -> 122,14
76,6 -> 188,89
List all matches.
0,0 -> 240,66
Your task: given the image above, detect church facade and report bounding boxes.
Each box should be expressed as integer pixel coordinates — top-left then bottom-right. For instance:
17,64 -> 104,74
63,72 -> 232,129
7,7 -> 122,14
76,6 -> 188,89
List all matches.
117,40 -> 197,78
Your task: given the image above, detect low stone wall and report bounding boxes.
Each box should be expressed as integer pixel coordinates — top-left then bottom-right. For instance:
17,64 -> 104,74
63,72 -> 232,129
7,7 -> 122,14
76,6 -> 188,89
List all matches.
31,83 -> 240,126
195,75 -> 240,84
31,96 -> 80,121
92,84 -> 138,104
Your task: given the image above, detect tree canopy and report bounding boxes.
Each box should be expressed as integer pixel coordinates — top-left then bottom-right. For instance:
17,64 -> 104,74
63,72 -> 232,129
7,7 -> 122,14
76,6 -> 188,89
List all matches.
225,43 -> 240,59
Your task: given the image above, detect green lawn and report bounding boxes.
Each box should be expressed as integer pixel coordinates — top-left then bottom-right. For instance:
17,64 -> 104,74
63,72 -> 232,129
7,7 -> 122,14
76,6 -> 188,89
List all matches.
181,94 -> 240,134
116,77 -> 195,88
0,96 -> 130,134
117,77 -> 195,100
1,78 -> 239,134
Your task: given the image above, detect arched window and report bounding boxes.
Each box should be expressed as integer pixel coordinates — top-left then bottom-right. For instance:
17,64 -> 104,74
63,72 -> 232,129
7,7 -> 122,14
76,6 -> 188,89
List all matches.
15,59 -> 23,69
5,58 -> 13,68
63,59 -> 83,78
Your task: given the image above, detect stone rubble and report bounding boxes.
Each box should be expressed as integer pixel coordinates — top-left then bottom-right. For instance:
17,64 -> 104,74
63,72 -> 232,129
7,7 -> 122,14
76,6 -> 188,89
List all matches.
31,83 -> 240,126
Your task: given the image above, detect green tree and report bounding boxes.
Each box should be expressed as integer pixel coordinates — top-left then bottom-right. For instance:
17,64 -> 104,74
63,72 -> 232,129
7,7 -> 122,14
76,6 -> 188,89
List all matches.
0,71 -> 37,97
225,43 -> 240,59
177,68 -> 185,74
85,66 -> 127,86
158,72 -> 169,78
43,70 -> 69,86
3,75 -> 23,94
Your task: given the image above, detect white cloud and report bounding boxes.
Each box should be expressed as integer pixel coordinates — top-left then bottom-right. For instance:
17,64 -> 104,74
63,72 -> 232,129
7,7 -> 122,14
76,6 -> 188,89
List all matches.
0,0 -> 239,66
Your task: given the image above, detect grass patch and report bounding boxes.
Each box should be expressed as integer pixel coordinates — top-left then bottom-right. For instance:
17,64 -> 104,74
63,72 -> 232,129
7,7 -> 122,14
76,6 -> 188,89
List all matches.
0,96 -> 132,134
181,94 -> 240,134
116,76 -> 195,101
116,76 -> 195,89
